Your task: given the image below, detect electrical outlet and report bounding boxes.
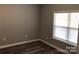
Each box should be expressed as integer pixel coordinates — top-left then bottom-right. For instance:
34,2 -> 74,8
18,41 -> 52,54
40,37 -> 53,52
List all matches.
3,37 -> 6,41
46,36 -> 49,39
25,34 -> 28,38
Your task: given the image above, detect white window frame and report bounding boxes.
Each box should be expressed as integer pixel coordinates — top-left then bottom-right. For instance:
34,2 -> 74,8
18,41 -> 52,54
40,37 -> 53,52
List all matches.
52,11 -> 79,46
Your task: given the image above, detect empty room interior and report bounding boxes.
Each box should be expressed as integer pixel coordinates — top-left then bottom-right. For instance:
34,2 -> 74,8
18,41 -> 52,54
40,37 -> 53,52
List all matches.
0,4 -> 79,54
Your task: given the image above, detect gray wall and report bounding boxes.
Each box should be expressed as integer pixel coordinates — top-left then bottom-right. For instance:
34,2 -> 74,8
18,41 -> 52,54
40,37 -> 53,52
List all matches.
0,5 -> 40,46
40,4 -> 79,49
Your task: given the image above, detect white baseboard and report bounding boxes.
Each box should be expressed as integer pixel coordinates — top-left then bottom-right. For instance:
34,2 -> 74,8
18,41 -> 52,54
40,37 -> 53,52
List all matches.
0,39 -> 40,49
39,39 -> 69,54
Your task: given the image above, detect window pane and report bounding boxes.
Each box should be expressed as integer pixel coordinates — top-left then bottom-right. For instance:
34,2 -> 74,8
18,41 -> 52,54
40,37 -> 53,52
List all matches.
69,29 -> 78,43
54,27 -> 67,40
54,13 -> 68,27
70,13 -> 79,28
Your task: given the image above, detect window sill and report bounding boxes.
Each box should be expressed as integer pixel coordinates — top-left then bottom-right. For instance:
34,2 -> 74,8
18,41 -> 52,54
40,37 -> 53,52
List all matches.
53,37 -> 77,47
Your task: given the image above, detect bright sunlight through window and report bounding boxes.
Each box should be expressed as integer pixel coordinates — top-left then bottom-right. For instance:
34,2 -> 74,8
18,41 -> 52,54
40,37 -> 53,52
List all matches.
53,12 -> 79,44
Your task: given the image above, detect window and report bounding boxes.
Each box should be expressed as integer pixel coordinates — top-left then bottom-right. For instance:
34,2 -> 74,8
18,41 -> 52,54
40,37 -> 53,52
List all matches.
53,12 -> 79,44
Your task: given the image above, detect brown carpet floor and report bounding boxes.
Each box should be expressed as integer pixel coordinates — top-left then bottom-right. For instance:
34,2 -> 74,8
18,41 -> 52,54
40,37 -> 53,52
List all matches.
0,41 -> 64,54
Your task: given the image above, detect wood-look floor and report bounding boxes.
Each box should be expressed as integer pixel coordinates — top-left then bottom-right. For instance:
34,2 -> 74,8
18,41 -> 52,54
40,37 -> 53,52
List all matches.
0,41 -> 64,54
